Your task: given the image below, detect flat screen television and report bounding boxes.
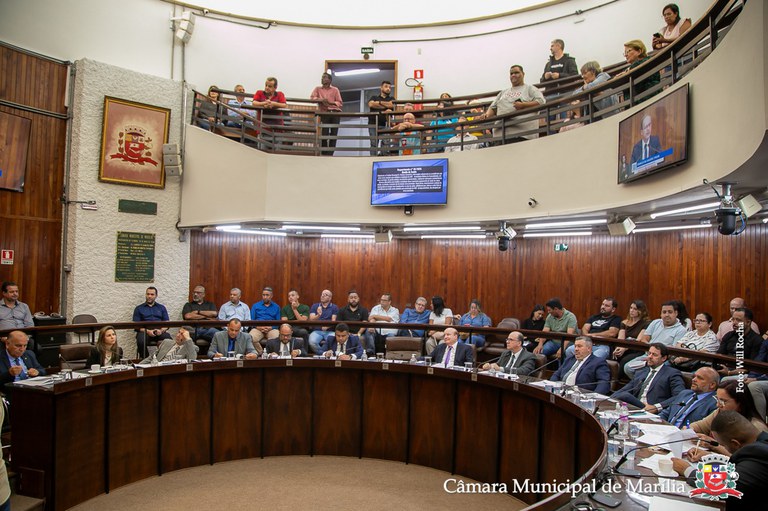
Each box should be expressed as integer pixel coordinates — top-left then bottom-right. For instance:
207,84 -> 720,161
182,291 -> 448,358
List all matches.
617,83 -> 689,184
371,158 -> 448,206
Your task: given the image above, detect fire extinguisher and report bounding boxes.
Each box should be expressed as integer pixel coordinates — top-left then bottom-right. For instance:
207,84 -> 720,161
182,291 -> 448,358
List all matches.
406,77 -> 425,111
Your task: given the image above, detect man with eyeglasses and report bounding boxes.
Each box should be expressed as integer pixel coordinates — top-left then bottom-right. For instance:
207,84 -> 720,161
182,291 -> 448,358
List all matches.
398,297 -> 431,337
0,331 -> 46,386
181,285 -> 218,342
250,287 -> 281,348
266,323 -> 307,358
716,297 -> 760,341
482,331 -> 536,376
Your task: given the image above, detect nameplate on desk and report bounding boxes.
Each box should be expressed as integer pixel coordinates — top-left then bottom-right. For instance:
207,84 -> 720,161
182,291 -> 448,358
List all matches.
427,367 -> 434,375
382,363 -> 389,371
471,373 -> 478,382
335,360 -> 342,368
286,360 -> 293,367
550,394 -> 556,404
186,364 -> 193,371
136,369 -> 144,377
85,377 -> 92,387
237,360 -> 244,368
513,382 -> 519,391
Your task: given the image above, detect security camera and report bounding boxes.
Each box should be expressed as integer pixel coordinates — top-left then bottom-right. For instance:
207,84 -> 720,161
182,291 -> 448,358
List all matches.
498,237 -> 510,251
528,198 -> 538,208
203,8 -> 210,15
715,207 -> 739,235
495,221 -> 517,251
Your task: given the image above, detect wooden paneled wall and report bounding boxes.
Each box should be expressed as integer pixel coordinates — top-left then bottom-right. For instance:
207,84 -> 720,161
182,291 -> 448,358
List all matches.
0,44 -> 68,313
189,224 -> 768,328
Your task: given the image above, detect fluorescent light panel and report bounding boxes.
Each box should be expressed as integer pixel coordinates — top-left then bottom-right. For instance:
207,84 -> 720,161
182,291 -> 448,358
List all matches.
633,223 -> 712,233
525,219 -> 606,229
321,234 -> 375,239
282,224 -> 360,232
220,228 -> 286,237
420,235 -> 487,240
334,68 -> 380,77
522,231 -> 593,238
649,201 -> 720,219
403,226 -> 482,232
215,224 -> 241,230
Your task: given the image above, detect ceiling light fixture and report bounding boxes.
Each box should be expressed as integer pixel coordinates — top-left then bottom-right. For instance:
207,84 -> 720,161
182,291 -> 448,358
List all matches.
320,234 -> 375,239
334,68 -> 381,77
215,225 -> 241,231
525,219 -> 606,229
649,201 -> 720,219
402,225 -> 482,232
219,228 -> 286,237
281,224 -> 361,232
420,235 -> 487,240
632,223 -> 712,233
522,231 -> 593,238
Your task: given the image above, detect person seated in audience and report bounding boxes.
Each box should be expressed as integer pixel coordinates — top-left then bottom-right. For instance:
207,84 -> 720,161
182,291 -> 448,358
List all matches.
652,3 -> 692,50
540,38 -> 578,84
670,312 -> 719,371
533,297 -> 578,358
717,297 -> 761,341
717,307 -> 764,369
308,290 -> 339,355
208,319 -> 259,359
566,297 -> 621,359
620,40 -> 660,101
444,116 -> 481,152
398,297 -> 431,337
673,411 -> 768,511
465,99 -> 490,144
0,331 -> 45,385
337,290 -> 372,356
571,61 -> 618,114
309,72 -> 343,155
480,65 -> 546,143
182,285 -> 219,342
551,337 -> 612,395
393,112 -> 424,155
659,367 -> 719,428
673,300 -> 693,331
225,84 -> 250,127
195,85 -> 220,130
87,326 -> 123,367
612,342 -> 686,413
557,103 -> 584,133
252,77 -> 287,127
521,304 -> 546,352
686,380 -> 768,461
425,296 -> 454,355
483,331 -> 536,376
280,289 -> 310,345
0,281 -> 35,347
613,299 -> 652,375
367,293 -> 400,354
141,326 -> 198,363
624,301 -> 687,377
427,93 -> 457,152
456,299 -> 492,348
249,286 -> 281,348
133,286 -> 171,358
323,323 -> 363,360
431,327 -> 473,368
266,323 -> 307,358
218,287 -> 251,323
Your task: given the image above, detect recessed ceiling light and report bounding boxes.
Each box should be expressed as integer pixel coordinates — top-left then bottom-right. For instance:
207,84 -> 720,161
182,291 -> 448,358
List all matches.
403,226 -> 482,232
525,219 -> 606,229
522,231 -> 593,238
633,223 -> 712,233
649,202 -> 720,219
281,224 -> 360,232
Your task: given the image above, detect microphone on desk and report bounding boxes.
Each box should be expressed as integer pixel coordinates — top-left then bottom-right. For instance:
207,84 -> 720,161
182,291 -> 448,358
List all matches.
519,357 -> 563,383
477,355 -> 502,368
59,352 -> 70,370
613,437 -> 719,477
590,377 -> 647,415
558,380 -> 622,397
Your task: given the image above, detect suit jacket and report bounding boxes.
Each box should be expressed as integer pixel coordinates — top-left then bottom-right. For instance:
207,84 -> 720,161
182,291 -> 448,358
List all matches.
630,135 -> 662,163
0,346 -> 47,385
87,346 -> 124,367
497,349 -> 536,375
432,342 -> 474,367
659,389 -> 718,426
551,354 -> 611,395
141,338 -> 197,364
614,364 -> 686,408
325,335 -> 363,359
266,337 -> 307,357
208,330 -> 257,358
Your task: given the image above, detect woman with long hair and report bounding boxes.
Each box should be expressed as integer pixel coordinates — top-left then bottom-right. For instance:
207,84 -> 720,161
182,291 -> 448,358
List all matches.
86,325 -> 123,367
613,300 -> 651,375
425,296 -> 454,355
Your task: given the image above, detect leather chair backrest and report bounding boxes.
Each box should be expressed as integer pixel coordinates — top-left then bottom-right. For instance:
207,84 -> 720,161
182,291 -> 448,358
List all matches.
531,353 -> 548,379
605,359 -> 621,391
487,318 -> 521,347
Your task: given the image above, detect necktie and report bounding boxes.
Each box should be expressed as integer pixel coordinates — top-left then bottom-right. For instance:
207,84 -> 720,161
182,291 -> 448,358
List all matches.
564,360 -> 583,386
444,345 -> 453,367
228,338 -> 235,353
637,368 -> 657,400
338,342 -> 345,356
14,357 -> 26,381
281,343 -> 289,356
672,395 -> 697,427
643,143 -> 648,159
506,352 -> 517,369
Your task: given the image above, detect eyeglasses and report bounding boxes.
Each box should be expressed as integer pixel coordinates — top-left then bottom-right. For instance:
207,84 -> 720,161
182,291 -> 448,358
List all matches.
694,319 -> 708,323
713,396 -> 729,406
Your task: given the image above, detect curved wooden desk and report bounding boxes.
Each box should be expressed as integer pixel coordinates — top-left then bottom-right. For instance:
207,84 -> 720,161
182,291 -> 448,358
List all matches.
10,360 -> 605,511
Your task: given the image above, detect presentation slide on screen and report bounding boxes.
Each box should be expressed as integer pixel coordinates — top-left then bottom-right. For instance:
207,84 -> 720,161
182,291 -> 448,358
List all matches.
371,159 -> 448,206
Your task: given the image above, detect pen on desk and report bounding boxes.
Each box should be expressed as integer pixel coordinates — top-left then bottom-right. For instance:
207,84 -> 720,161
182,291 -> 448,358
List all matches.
692,439 -> 701,458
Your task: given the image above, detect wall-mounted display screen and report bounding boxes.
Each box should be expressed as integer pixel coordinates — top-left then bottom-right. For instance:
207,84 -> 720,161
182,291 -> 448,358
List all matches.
371,158 -> 448,206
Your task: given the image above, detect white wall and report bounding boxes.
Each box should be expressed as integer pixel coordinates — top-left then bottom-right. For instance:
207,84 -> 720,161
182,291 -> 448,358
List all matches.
67,59 -> 189,357
0,0 -> 709,98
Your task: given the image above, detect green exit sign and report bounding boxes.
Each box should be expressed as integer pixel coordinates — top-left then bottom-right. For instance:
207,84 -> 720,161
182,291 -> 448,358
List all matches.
361,47 -> 374,54
554,243 -> 569,252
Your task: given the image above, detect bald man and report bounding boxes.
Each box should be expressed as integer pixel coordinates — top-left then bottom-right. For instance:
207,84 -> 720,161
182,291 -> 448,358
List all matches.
659,367 -> 719,427
430,328 -> 474,368
1,330 -> 46,385
716,297 -> 761,341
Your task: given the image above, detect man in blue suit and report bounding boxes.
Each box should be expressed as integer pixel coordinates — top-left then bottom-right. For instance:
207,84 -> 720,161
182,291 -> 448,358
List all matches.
612,343 -> 686,412
551,337 -> 611,394
660,367 -> 719,427
0,330 -> 46,385
630,114 -> 663,164
323,323 -> 363,360
432,328 -> 474,368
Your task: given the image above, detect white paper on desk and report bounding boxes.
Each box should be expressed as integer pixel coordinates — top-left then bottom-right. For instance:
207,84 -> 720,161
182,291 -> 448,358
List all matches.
628,411 -> 663,421
13,376 -> 53,387
648,495 -> 715,511
637,452 -> 675,471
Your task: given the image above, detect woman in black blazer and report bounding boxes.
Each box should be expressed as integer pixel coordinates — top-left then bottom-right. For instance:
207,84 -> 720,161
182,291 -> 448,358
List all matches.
86,325 -> 123,367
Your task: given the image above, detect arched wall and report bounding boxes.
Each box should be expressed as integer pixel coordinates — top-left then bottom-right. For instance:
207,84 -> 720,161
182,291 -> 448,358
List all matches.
179,0 -> 767,227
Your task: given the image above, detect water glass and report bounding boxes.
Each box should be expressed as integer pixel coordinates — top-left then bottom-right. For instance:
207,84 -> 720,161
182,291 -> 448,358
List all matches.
623,441 -> 637,462
227,350 -> 235,359
424,357 -> 432,366
607,439 -> 621,461
464,362 -> 473,372
580,397 -> 596,412
376,352 -> 385,361
629,423 -> 641,440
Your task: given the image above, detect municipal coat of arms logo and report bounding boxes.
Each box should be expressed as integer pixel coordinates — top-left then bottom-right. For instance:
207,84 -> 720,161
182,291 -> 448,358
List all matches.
110,125 -> 158,166
689,453 -> 742,500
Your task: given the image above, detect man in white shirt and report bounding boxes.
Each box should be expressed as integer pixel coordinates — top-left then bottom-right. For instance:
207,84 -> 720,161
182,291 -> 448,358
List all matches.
367,293 -> 400,353
716,297 -> 761,341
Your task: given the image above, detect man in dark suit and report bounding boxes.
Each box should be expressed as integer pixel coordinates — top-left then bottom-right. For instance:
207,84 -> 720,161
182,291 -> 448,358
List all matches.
432,327 -> 474,368
551,337 -> 612,394
266,323 -> 307,358
208,319 -> 259,359
660,367 -> 719,427
630,114 -> 662,164
0,330 -> 46,385
323,323 -> 363,360
612,342 -> 686,412
483,331 -> 536,375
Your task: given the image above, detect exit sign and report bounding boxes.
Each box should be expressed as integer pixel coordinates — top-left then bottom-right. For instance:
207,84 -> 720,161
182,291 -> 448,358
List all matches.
361,47 -> 374,54
554,243 -> 569,252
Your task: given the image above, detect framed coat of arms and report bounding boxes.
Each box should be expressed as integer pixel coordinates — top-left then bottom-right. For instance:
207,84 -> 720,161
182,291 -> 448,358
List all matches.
98,97 -> 170,188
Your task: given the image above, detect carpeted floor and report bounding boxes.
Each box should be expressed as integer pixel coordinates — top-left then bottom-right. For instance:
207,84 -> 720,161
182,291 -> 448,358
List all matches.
69,456 -> 526,511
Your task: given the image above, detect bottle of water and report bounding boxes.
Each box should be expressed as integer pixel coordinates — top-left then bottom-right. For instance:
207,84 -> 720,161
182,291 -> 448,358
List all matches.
409,353 -> 418,364
617,402 -> 630,439
150,353 -> 158,366
361,350 -> 368,361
